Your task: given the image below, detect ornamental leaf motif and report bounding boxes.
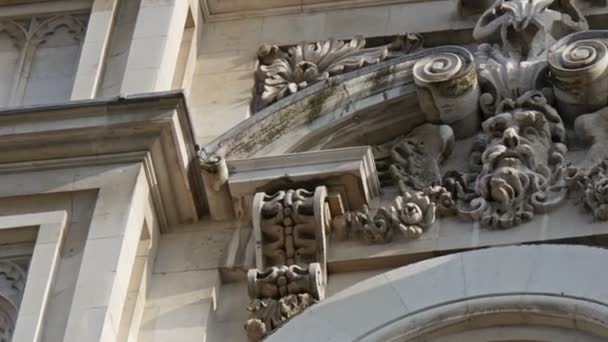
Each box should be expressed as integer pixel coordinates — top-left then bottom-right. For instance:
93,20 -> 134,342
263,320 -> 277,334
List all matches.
256,36 -> 390,107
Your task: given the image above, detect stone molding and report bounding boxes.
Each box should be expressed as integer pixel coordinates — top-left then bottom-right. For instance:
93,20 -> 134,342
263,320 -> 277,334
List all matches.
227,146 -> 380,221
0,91 -> 203,231
201,0 -> 435,22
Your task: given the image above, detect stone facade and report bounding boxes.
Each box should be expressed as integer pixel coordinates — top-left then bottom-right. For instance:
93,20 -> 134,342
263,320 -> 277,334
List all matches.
2,0 -> 608,342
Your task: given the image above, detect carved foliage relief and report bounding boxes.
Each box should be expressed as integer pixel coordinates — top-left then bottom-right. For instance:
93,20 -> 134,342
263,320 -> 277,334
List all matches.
253,34 -> 422,110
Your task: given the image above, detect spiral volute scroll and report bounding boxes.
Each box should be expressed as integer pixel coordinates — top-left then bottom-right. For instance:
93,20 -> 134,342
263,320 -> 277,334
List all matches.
549,31 -> 608,122
413,49 -> 480,138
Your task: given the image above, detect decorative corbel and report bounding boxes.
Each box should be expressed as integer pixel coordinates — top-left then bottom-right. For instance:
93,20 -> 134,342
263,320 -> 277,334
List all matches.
245,186 -> 333,341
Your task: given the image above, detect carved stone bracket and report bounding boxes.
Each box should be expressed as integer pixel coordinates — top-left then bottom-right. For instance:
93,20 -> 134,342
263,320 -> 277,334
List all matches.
246,186 -> 332,340
252,186 -> 330,278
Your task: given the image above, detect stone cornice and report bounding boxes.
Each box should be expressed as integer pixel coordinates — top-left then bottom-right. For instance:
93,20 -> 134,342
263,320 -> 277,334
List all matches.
201,0 -> 434,22
0,91 -> 204,231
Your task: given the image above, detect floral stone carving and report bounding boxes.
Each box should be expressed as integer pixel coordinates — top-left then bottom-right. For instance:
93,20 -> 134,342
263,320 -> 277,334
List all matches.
254,34 -> 422,110
473,0 -> 588,116
447,91 -> 569,228
339,191 -> 437,244
580,159 -> 608,221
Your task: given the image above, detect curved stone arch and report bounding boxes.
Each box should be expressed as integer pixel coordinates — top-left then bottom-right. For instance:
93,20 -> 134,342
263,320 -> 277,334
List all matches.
0,20 -> 28,48
266,245 -> 608,341
30,15 -> 86,47
206,46 -> 475,159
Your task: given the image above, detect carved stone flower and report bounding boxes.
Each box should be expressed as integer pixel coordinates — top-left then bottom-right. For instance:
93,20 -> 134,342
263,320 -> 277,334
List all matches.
585,165 -> 608,221
394,191 -> 436,239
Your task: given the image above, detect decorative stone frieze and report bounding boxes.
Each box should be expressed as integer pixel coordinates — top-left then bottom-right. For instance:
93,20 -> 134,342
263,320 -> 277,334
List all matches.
549,31 -> 608,122
254,34 -> 422,110
447,92 -> 569,228
413,51 -> 480,137
473,0 -> 588,116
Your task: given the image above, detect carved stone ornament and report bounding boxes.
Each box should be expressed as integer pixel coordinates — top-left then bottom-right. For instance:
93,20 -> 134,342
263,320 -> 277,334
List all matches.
376,123 -> 454,194
549,31 -> 608,123
473,0 -> 588,116
247,263 -> 324,301
245,293 -> 315,342
336,190 -> 438,244
252,186 -> 330,277
577,159 -> 608,221
254,34 -> 422,110
447,91 -> 570,228
413,51 -> 481,137
247,186 -> 332,340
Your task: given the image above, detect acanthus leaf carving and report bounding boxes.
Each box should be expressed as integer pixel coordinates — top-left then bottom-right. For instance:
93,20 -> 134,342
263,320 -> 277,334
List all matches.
254,34 -> 422,110
245,293 -> 315,342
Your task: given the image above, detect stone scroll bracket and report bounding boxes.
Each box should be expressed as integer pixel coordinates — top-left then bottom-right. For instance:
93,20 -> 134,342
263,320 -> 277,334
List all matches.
244,185 -> 338,341
252,186 -> 331,283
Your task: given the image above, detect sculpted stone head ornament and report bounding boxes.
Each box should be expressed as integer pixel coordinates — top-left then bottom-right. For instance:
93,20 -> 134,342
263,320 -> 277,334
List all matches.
452,91 -> 569,228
